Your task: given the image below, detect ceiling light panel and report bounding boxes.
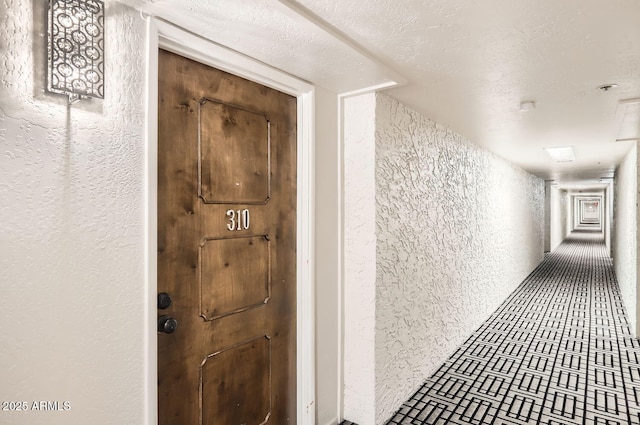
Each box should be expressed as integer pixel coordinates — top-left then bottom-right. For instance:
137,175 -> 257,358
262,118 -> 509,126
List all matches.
544,146 -> 575,162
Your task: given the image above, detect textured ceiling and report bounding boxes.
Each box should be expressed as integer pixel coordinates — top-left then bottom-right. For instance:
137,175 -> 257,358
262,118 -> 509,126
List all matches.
119,0 -> 405,93
123,0 -> 640,186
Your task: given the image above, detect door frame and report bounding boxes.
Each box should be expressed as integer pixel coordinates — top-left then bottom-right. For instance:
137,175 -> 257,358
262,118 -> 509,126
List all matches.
143,18 -> 316,425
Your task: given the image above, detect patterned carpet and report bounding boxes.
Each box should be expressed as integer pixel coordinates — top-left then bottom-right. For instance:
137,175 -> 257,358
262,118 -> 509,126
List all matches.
345,229 -> 640,424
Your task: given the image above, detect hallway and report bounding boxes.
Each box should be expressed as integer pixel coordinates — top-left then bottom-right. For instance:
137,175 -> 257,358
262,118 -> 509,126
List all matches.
380,229 -> 640,424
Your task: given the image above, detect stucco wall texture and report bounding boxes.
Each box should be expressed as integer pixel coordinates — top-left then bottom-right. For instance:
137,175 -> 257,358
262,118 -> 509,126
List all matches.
614,144 -> 638,336
0,1 -> 147,424
374,93 -> 545,423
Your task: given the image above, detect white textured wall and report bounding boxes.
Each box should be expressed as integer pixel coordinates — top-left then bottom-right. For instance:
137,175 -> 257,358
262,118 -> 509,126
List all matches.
550,186 -> 568,252
374,93 -> 545,423
343,94 -> 377,425
614,144 -> 638,337
607,184 -> 612,255
0,1 -> 147,424
567,194 -> 574,234
608,183 -> 615,258
544,182 -> 552,252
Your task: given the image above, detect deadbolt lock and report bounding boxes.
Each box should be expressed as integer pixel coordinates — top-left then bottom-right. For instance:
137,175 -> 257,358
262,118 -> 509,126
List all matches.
158,315 -> 178,334
157,292 -> 172,310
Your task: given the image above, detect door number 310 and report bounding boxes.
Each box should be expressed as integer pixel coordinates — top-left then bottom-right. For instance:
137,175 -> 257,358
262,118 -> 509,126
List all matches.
226,209 -> 250,231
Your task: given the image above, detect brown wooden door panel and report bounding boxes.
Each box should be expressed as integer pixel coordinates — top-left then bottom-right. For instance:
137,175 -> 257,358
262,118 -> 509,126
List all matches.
198,99 -> 271,204
199,235 -> 271,320
158,49 -> 296,425
200,336 -> 271,425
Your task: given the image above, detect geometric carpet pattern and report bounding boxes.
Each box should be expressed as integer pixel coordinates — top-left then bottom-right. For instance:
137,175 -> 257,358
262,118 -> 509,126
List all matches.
384,229 -> 640,424
374,229 -> 640,424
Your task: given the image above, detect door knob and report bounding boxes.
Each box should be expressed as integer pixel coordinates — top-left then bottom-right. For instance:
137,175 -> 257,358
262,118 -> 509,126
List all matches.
157,292 -> 172,309
158,315 -> 178,333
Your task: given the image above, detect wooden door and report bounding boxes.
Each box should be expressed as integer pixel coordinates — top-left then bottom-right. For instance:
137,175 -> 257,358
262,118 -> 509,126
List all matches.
157,49 -> 297,425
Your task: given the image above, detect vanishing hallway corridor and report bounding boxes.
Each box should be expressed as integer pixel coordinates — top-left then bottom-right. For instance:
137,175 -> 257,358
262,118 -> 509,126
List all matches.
382,229 -> 640,424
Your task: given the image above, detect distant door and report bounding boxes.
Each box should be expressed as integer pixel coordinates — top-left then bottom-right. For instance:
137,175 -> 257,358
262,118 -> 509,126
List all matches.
157,49 -> 297,425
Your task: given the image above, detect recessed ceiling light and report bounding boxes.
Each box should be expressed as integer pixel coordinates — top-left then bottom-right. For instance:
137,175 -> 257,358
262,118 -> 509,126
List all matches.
519,101 -> 536,112
598,83 -> 618,91
544,146 -> 575,162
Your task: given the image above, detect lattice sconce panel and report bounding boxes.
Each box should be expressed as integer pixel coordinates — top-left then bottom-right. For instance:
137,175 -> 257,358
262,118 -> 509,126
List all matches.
47,0 -> 105,102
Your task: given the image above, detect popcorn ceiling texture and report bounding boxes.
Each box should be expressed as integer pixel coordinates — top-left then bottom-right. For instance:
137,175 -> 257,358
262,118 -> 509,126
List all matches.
374,93 -> 544,423
0,1 -> 147,424
120,0 -> 401,93
613,144 -> 637,337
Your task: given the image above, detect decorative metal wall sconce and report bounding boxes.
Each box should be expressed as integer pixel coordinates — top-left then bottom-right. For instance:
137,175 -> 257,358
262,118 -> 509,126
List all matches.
47,0 -> 105,103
